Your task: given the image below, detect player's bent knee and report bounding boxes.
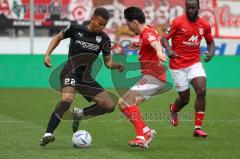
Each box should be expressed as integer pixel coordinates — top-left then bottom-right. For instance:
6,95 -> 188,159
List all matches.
99,103 -> 115,114
106,105 -> 115,113
97,97 -> 115,111
196,88 -> 206,96
118,99 -> 128,110
106,102 -> 115,112
61,94 -> 74,103
61,97 -> 74,103
136,97 -> 145,105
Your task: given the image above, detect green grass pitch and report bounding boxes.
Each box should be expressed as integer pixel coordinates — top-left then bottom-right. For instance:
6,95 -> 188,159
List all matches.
0,88 -> 240,159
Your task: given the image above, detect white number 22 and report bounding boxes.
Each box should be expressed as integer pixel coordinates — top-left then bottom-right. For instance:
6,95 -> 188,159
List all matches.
64,78 -> 76,86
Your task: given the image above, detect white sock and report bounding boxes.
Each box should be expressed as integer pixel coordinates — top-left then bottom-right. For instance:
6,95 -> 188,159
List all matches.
74,108 -> 84,118
44,133 -> 52,137
194,126 -> 201,129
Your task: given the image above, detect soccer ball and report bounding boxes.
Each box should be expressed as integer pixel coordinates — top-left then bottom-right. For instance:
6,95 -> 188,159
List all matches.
72,130 -> 92,148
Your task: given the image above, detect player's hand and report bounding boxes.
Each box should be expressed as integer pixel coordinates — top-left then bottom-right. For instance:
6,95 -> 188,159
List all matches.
44,54 -> 52,68
128,42 -> 140,50
158,53 -> 168,62
168,49 -> 178,58
204,52 -> 213,62
116,64 -> 125,72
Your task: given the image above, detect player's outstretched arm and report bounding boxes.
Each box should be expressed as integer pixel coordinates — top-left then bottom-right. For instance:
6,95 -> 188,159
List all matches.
150,41 -> 167,62
204,41 -> 215,62
103,55 -> 124,72
44,32 -> 64,67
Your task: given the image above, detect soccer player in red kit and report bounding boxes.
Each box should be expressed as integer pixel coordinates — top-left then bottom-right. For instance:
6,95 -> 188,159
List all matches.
118,7 -> 168,148
161,0 -> 215,138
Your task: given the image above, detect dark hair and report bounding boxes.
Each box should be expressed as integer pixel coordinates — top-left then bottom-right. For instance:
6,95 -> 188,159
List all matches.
124,7 -> 145,24
93,7 -> 110,20
185,0 -> 200,8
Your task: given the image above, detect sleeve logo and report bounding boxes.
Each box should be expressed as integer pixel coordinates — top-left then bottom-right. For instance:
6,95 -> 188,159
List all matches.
148,34 -> 156,41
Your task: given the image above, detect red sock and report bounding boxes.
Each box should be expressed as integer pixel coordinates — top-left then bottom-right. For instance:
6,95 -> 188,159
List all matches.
171,104 -> 180,112
195,112 -> 205,128
121,105 -> 145,136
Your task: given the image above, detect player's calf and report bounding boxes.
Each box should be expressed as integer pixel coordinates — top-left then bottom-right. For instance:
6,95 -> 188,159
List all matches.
72,106 -> 115,133
169,104 -> 179,126
72,108 -> 83,133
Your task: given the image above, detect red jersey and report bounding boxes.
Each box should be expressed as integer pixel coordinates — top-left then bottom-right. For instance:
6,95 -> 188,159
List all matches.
163,15 -> 214,69
139,26 -> 166,81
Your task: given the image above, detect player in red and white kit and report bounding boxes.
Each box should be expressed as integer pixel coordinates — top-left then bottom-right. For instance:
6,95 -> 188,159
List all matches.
161,0 -> 215,138
118,7 -> 168,149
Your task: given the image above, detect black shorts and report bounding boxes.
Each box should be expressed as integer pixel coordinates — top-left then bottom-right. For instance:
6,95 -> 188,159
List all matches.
60,70 -> 104,102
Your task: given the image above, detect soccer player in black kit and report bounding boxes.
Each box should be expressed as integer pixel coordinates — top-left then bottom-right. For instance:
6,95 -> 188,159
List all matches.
39,7 -> 124,146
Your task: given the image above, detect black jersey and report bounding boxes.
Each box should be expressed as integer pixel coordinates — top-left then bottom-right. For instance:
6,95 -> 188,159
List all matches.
61,24 -> 111,74
62,24 -> 111,57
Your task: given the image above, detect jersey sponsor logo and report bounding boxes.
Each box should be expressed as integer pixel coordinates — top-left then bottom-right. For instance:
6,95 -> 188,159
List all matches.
76,40 -> 100,51
182,35 -> 200,46
96,36 -> 102,43
189,35 -> 198,42
199,28 -> 204,35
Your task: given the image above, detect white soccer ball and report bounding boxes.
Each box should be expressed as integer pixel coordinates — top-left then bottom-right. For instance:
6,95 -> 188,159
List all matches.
72,130 -> 92,148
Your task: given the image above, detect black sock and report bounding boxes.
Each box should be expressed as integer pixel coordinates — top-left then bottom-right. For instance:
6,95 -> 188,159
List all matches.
83,104 -> 115,117
45,101 -> 72,133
